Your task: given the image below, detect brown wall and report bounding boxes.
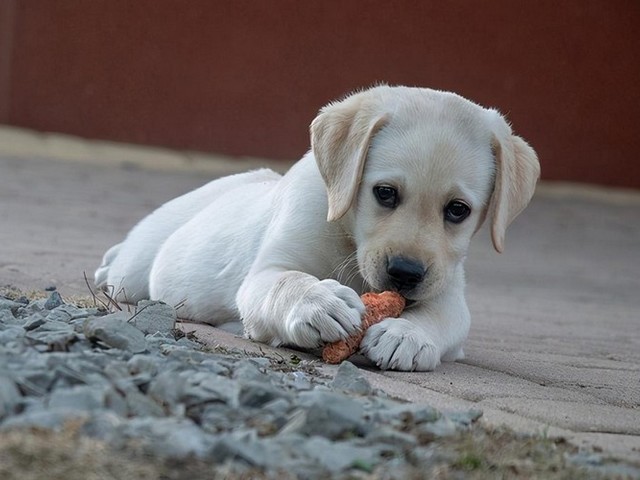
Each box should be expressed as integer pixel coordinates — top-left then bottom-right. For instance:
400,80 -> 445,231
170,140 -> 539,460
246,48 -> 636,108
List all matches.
1,1 -> 639,188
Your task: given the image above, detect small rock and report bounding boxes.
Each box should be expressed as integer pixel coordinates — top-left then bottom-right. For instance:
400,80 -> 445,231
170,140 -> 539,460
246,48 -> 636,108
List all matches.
0,325 -> 26,345
414,416 -> 459,440
0,310 -> 18,325
127,354 -> 159,376
129,300 -> 176,336
330,361 -> 373,395
233,359 -> 268,382
366,426 -> 418,447
23,313 -> 47,331
375,403 -> 440,427
448,408 -> 483,427
80,410 -> 123,441
1,409 -> 91,432
46,304 -> 92,323
0,298 -> 21,314
186,372 -> 239,407
0,376 -> 21,419
238,380 -> 291,408
25,320 -> 77,349
301,435 -> 380,474
49,384 -> 105,411
124,389 -> 165,417
13,368 -> 56,395
117,417 -> 216,458
21,298 -> 47,315
209,429 -> 273,467
285,371 -> 312,391
284,390 -> 370,440
147,370 -> 189,413
83,313 -> 148,353
44,291 -> 64,310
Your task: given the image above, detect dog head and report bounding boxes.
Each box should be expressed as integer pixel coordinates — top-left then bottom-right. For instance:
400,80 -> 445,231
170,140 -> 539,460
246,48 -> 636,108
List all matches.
311,86 -> 539,301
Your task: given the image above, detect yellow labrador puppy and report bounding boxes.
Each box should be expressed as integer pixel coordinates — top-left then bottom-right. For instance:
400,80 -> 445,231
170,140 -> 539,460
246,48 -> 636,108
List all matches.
95,85 -> 539,371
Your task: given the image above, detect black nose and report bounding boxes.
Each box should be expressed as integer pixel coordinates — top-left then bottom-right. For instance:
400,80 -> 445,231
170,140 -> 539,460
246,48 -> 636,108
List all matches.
386,257 -> 426,291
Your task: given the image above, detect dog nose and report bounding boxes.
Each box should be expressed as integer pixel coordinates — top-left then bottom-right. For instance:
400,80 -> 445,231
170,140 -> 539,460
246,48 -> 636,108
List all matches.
386,257 -> 426,291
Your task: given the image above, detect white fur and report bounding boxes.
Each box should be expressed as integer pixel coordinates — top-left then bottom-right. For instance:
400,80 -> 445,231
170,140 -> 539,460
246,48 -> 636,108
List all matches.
95,85 -> 539,371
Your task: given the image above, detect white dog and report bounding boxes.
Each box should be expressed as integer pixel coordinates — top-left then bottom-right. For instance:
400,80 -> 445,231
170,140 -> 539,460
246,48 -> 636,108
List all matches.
95,85 -> 539,371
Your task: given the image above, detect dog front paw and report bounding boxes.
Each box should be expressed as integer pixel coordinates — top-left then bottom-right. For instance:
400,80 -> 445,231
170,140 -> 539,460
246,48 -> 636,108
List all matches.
285,279 -> 365,348
360,318 -> 440,371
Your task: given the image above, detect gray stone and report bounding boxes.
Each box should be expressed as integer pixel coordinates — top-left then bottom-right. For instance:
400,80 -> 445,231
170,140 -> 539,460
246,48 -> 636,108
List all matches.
283,390 -> 370,439
238,380 -> 291,408
145,333 -> 176,351
184,372 -> 239,408
23,312 -> 46,331
209,429 -> 274,467
1,408 -> 90,431
174,337 -> 199,349
127,354 -> 159,376
0,309 -> 18,325
448,408 -> 483,427
117,417 -> 216,458
0,376 -> 21,419
0,325 -> 25,344
45,304 -> 93,323
301,435 -> 380,474
285,371 -> 313,391
247,356 -> 272,369
25,320 -> 76,349
83,312 -> 148,353
129,300 -> 176,335
263,397 -> 291,415
330,361 -> 373,395
44,291 -> 64,310
375,402 -> 440,427
13,368 -> 55,395
124,389 -> 165,417
147,370 -> 189,412
165,349 -> 216,365
0,298 -> 21,314
233,359 -> 268,382
414,416 -> 460,439
200,359 -> 231,376
22,298 -> 47,315
80,410 -> 124,441
366,426 -> 418,447
48,384 -> 127,417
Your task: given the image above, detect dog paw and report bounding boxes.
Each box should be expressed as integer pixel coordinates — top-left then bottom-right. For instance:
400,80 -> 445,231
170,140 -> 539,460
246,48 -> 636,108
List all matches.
285,279 -> 365,348
360,318 -> 440,371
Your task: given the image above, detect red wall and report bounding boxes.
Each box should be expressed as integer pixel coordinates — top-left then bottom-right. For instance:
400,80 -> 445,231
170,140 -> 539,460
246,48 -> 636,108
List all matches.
1,1 -> 639,188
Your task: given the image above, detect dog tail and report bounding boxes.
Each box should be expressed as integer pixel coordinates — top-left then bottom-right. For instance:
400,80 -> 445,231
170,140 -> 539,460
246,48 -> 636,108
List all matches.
94,243 -> 121,290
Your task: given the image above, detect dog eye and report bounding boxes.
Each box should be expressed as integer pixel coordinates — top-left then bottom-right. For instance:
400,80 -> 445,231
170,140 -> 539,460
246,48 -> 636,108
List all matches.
373,186 -> 398,208
444,200 -> 471,223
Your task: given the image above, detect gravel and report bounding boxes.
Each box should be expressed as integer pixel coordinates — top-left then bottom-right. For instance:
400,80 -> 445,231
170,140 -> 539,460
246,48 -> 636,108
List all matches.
0,289 -> 634,479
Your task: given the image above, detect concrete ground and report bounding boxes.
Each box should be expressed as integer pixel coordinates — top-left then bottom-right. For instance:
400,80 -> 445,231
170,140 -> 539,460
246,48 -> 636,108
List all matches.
1,127 -> 639,462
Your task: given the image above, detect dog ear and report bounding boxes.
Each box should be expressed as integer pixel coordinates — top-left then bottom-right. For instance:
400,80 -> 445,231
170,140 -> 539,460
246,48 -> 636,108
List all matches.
311,95 -> 387,222
488,111 -> 540,253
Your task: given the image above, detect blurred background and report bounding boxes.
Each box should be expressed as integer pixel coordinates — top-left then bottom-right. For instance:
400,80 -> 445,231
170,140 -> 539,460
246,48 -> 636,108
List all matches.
0,0 -> 638,188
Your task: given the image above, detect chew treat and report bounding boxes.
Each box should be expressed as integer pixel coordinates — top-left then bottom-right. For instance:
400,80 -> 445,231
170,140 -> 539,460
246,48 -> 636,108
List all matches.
322,291 -> 406,364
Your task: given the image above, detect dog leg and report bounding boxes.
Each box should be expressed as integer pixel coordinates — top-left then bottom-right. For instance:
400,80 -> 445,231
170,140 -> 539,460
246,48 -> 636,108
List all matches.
237,271 -> 365,349
360,281 -> 471,371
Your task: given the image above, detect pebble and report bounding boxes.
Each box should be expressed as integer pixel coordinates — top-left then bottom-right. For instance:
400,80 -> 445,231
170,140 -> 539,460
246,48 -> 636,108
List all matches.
83,312 -> 148,353
0,289 -> 493,478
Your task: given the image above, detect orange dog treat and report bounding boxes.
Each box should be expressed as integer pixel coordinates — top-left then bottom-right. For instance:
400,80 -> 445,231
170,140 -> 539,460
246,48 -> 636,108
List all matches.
322,291 -> 406,364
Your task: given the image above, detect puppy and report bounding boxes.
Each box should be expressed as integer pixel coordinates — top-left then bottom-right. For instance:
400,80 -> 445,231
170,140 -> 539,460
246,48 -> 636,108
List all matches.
95,85 -> 540,371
